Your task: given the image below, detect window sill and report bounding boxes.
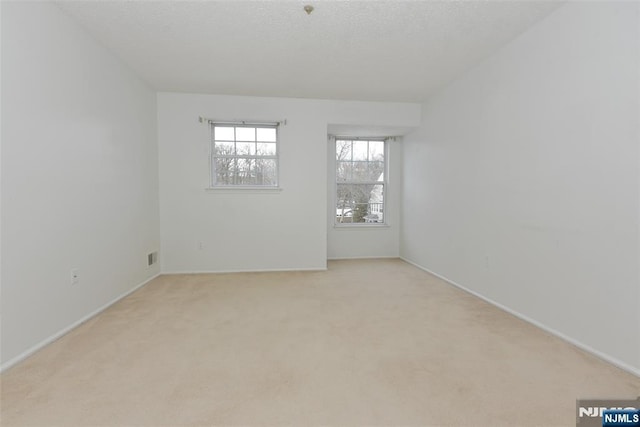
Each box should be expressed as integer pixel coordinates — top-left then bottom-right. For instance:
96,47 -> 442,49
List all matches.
333,223 -> 391,230
205,187 -> 283,194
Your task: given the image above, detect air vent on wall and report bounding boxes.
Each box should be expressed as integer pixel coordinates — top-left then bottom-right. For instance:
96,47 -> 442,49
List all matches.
147,251 -> 158,267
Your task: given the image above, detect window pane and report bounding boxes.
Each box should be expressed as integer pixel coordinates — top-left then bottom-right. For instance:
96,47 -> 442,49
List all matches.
336,161 -> 352,182
214,157 -> 235,185
236,158 -> 253,185
352,141 -> 368,161
214,140 -> 234,156
351,161 -> 369,181
336,184 -> 355,223
336,140 -> 352,161
351,203 -> 370,223
367,184 -> 384,223
255,159 -> 277,185
236,142 -> 255,156
337,183 -> 368,205
368,141 -> 384,161
336,183 -> 384,224
214,126 -> 234,141
236,127 -> 255,142
257,143 -> 276,156
257,128 -> 277,142
368,161 -> 384,181
369,184 -> 384,204
335,204 -> 354,223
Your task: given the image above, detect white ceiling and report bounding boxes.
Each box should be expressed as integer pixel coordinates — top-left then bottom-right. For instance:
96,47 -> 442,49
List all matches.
57,1 -> 562,103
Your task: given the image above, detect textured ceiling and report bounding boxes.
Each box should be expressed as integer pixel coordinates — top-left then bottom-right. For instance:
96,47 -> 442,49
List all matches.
57,1 -> 562,102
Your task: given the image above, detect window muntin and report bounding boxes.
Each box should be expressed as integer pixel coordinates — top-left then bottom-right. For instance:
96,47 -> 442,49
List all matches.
211,124 -> 278,187
335,139 -> 386,225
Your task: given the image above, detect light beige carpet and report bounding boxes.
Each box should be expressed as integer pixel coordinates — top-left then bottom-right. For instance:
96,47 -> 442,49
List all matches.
1,259 -> 638,426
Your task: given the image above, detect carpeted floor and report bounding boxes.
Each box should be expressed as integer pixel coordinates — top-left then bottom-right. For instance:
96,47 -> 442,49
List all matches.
1,259 -> 638,426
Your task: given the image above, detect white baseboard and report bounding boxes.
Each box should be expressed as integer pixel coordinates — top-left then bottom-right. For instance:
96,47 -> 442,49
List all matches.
400,257 -> 640,378
328,256 -> 400,260
0,273 -> 161,373
161,267 -> 327,275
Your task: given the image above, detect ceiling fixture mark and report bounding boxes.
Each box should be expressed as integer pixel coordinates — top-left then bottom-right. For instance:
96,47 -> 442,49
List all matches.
304,5 -> 314,15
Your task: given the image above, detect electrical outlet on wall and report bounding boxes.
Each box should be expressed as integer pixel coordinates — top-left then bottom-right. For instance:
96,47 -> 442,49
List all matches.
71,268 -> 79,285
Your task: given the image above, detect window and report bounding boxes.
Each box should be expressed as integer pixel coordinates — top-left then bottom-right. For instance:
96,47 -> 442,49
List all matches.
210,123 -> 278,187
335,139 -> 386,225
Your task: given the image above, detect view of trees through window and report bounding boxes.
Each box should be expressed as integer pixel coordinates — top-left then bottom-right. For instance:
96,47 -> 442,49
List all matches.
212,125 -> 278,186
336,139 -> 385,224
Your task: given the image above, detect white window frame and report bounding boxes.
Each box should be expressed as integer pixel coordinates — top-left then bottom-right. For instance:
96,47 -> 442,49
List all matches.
208,121 -> 280,189
334,137 -> 388,227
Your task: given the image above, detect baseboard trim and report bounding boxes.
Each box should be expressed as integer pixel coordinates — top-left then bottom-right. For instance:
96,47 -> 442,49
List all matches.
400,257 -> 640,378
162,267 -> 327,275
327,256 -> 400,260
0,272 -> 161,373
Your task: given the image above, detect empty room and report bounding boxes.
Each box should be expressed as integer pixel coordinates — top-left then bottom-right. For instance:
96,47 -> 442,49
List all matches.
1,1 -> 639,426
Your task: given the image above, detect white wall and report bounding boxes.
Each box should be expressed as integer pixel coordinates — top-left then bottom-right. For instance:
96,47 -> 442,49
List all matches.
158,93 -> 420,272
1,2 -> 160,367
402,1 -> 640,373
